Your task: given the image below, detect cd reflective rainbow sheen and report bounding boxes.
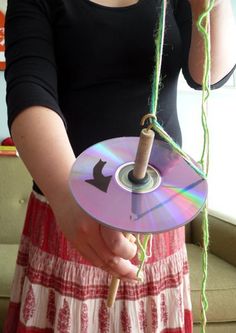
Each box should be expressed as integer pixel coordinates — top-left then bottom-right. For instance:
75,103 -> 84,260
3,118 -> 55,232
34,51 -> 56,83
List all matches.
69,137 -> 208,234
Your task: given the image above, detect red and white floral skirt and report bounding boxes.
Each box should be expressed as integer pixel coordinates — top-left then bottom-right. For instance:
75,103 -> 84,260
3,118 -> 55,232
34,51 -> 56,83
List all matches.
3,192 -> 193,333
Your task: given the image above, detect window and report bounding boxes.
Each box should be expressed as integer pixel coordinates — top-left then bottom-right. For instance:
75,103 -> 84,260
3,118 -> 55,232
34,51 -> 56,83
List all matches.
177,71 -> 236,224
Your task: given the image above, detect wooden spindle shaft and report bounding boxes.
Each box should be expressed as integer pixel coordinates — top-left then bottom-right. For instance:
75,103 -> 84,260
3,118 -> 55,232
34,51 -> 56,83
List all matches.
107,129 -> 155,307
132,129 -> 155,180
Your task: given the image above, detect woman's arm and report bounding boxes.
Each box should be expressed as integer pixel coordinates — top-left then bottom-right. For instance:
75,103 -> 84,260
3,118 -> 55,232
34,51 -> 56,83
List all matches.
11,107 -> 138,280
5,0 -> 138,280
188,0 -> 236,84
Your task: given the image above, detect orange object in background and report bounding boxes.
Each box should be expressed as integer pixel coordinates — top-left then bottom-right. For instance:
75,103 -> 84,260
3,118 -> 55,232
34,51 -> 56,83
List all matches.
0,138 -> 17,157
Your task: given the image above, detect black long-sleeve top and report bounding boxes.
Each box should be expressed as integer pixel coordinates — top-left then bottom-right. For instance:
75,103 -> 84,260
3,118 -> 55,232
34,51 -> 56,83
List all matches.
4,0 -> 234,194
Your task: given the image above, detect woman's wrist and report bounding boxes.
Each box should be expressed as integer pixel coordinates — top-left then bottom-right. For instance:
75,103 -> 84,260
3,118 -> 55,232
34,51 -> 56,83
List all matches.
188,0 -> 236,84
189,0 -> 227,21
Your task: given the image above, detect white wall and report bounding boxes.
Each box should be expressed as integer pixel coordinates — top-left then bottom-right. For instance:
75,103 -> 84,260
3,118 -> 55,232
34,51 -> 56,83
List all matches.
0,71 -> 8,140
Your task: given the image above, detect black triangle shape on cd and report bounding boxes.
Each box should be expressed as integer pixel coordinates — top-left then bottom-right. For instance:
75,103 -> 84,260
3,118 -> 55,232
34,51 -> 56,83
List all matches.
85,159 -> 112,193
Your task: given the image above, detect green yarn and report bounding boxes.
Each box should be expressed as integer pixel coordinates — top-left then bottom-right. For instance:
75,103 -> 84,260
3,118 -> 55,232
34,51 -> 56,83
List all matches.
152,121 -> 207,179
137,1 -> 217,332
197,0 -> 215,176
136,0 -> 168,284
150,0 -> 166,115
149,0 -> 207,180
200,206 -> 210,333
136,234 -> 152,277
196,1 -> 216,332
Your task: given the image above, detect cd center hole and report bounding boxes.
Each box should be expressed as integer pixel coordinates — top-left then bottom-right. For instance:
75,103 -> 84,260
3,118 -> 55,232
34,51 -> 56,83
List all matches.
128,169 -> 150,185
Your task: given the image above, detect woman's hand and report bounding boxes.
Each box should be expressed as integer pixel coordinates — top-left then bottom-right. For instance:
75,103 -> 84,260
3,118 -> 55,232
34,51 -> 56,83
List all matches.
52,189 -> 139,281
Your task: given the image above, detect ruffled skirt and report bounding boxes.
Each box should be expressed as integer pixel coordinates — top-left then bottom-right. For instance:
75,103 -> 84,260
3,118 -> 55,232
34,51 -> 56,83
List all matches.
3,192 -> 193,333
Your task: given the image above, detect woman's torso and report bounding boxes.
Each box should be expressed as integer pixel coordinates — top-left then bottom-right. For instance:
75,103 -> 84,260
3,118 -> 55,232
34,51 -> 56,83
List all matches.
52,0 -> 185,156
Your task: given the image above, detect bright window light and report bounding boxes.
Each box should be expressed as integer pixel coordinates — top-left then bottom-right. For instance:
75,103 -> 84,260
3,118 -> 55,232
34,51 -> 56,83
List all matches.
177,71 -> 236,224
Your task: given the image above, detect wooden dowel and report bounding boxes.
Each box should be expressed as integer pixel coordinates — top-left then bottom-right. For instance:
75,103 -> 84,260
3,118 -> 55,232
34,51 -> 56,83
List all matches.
107,232 -> 132,307
107,275 -> 121,307
107,129 -> 155,307
133,129 -> 155,180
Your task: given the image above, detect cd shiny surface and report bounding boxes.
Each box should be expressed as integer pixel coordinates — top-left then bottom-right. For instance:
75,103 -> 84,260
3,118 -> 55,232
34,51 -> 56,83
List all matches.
69,137 -> 207,233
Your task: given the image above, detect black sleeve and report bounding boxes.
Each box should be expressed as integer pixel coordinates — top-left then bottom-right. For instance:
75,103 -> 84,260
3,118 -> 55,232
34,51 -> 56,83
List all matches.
5,0 -> 66,130
174,0 -> 236,90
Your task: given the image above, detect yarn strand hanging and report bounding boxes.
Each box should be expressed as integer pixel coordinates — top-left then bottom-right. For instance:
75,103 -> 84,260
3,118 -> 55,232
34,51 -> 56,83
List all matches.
139,0 -> 217,332
196,1 -> 216,332
150,0 -> 167,115
147,1 -> 207,180
135,0 -> 167,281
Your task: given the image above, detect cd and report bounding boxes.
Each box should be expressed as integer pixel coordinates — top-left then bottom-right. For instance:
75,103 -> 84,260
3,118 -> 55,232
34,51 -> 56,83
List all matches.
69,137 -> 207,234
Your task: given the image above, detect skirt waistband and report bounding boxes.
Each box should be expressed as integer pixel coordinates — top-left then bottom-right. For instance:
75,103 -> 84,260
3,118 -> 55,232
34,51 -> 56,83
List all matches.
32,190 -> 49,204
